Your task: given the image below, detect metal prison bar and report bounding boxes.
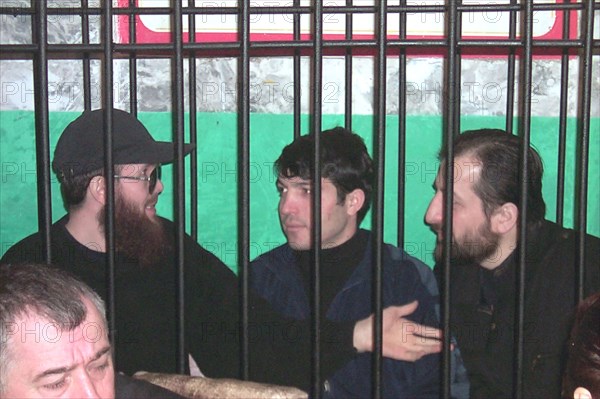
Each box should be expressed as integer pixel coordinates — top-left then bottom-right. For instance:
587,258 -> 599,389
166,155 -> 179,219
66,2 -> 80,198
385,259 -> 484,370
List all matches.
0,1 -> 597,398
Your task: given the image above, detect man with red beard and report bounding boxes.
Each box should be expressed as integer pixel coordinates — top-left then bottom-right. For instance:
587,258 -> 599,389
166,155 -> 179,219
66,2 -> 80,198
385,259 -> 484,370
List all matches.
1,109 -> 446,387
424,129 -> 599,398
0,108 -> 241,378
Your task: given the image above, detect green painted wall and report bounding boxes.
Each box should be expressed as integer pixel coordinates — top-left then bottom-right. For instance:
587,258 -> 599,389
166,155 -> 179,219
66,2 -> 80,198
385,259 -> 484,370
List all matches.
1,111 -> 598,271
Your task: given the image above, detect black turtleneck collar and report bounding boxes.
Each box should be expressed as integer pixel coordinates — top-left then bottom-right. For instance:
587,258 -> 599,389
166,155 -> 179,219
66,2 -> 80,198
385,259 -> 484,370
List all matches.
294,229 -> 370,312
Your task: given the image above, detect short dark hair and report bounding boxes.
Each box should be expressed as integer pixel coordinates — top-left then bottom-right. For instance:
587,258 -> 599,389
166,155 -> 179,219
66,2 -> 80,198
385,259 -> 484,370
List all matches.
0,263 -> 107,392
275,127 -> 374,224
440,128 -> 546,226
59,167 -> 103,209
58,165 -> 126,209
562,293 -> 600,398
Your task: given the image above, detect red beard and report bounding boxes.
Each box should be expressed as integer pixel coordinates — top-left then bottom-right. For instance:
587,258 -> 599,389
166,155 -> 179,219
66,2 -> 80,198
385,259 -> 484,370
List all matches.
98,192 -> 171,267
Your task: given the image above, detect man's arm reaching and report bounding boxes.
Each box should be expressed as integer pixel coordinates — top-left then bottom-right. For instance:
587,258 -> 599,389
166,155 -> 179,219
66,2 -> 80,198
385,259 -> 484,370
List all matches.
249,297 -> 444,390
353,300 -> 444,361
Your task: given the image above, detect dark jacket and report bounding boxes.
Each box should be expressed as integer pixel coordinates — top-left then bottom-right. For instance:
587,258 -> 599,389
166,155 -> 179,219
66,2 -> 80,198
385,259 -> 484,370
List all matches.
251,231 -> 440,399
437,220 -> 600,399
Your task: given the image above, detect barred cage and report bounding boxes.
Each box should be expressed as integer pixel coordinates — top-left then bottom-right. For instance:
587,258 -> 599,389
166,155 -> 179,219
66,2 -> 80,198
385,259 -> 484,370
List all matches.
0,1 -> 598,398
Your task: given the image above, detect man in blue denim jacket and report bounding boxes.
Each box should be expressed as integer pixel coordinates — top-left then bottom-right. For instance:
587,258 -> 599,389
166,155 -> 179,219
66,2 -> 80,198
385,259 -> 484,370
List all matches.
250,127 -> 441,398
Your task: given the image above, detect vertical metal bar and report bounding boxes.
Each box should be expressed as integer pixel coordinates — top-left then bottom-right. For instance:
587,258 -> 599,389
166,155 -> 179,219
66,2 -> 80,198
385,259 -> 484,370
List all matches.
238,0 -> 251,380
82,0 -> 92,111
515,1 -> 534,397
555,0 -> 571,225
372,1 -> 387,398
454,11 -> 462,137
128,0 -> 138,116
505,0 -> 518,132
188,0 -> 199,241
575,0 -> 594,303
32,0 -> 52,264
101,0 -> 117,362
454,62 -> 461,137
128,0 -> 137,43
442,1 -> 459,398
344,0 -> 353,130
311,1 -> 324,397
172,0 -> 187,374
396,0 -> 407,248
450,1 -> 462,136
293,0 -> 301,138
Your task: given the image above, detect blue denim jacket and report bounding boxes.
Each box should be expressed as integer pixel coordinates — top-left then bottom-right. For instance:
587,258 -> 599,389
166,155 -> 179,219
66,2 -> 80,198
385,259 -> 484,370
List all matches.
250,232 -> 440,398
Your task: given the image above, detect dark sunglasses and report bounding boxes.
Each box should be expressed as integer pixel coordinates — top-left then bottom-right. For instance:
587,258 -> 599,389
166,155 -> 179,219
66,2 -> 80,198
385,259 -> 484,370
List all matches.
114,165 -> 162,193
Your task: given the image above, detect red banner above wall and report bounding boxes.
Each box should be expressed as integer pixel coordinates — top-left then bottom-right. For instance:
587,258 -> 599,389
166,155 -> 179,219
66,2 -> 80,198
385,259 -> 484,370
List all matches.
116,0 -> 577,56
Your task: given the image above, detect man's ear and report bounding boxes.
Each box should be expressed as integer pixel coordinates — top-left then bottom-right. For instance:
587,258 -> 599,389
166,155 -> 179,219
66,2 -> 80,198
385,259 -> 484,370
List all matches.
345,189 -> 365,216
490,202 -> 518,235
88,176 -> 106,205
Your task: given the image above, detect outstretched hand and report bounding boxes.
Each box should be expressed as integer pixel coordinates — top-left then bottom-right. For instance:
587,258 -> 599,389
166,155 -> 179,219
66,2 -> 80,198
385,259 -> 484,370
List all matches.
353,300 -> 446,361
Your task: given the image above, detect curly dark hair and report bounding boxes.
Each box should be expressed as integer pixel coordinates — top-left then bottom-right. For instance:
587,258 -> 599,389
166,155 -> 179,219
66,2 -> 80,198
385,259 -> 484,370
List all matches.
275,126 -> 374,224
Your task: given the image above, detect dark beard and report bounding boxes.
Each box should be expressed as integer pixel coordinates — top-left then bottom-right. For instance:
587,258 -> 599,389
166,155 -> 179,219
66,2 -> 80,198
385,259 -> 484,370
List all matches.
98,194 -> 171,267
434,219 -> 500,265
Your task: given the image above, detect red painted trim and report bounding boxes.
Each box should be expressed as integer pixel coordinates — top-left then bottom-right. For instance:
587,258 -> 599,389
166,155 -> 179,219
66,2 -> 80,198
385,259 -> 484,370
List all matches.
115,0 -> 579,58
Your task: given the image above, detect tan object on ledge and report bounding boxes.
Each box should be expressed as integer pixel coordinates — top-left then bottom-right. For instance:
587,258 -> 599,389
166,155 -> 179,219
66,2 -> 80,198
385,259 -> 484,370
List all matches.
133,372 -> 308,399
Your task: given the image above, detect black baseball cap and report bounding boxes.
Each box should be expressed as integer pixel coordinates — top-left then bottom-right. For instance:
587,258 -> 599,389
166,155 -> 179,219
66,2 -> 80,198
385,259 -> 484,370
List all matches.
53,108 -> 195,179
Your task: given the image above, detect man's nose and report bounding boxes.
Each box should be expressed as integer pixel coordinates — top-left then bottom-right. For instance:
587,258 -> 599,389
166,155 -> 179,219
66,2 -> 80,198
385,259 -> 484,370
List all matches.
72,372 -> 101,399
425,192 -> 443,226
279,193 -> 297,215
153,178 -> 164,195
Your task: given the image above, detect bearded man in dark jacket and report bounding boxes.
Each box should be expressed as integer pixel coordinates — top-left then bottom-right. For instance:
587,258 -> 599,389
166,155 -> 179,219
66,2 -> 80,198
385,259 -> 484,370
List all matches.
424,129 -> 599,398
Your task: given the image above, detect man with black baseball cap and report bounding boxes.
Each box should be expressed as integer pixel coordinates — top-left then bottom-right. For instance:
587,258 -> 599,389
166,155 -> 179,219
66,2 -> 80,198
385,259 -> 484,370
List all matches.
50,108 -> 197,266
53,108 -> 195,179
1,108 -> 241,378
